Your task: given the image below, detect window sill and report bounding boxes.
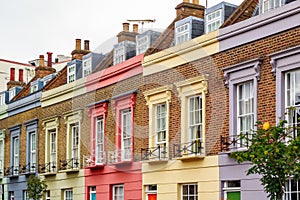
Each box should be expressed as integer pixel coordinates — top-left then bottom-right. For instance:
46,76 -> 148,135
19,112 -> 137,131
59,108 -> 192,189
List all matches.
175,154 -> 205,161
59,168 -> 80,174
142,158 -> 169,164
41,172 -> 57,177
84,164 -> 105,169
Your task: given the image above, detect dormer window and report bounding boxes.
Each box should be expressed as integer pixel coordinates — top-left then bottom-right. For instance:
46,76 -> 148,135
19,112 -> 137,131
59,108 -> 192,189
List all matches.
113,41 -> 136,65
8,87 -> 21,101
136,30 -> 161,55
82,58 -> 92,77
174,16 -> 204,45
68,64 -> 76,83
206,9 -> 222,33
30,79 -> 44,93
43,74 -> 56,86
175,23 -> 190,45
262,0 -> 281,13
0,93 -> 5,106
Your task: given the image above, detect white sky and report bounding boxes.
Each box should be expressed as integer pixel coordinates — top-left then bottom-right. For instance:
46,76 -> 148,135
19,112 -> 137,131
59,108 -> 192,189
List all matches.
0,0 -> 243,63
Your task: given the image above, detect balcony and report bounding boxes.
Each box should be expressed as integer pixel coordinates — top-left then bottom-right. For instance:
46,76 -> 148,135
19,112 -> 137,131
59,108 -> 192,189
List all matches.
4,165 -> 19,177
20,163 -> 37,175
173,139 -> 204,160
141,144 -> 168,162
83,155 -> 105,169
221,133 -> 252,152
59,158 -> 80,172
107,149 -> 132,165
39,162 -> 57,174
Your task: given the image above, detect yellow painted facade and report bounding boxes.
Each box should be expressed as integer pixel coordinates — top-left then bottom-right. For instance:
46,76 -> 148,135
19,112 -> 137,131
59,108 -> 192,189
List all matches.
142,156 -> 220,200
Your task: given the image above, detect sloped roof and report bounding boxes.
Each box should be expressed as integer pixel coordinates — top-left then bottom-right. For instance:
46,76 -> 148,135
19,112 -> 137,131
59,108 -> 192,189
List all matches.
220,0 -> 259,28
93,50 -> 114,72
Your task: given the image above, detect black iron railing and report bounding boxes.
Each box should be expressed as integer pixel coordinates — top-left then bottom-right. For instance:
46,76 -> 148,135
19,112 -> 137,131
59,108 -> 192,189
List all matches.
39,162 -> 57,173
173,139 -> 203,158
141,144 -> 168,161
107,149 -> 132,164
4,165 -> 19,176
59,158 -> 80,171
20,163 -> 36,174
221,133 -> 252,152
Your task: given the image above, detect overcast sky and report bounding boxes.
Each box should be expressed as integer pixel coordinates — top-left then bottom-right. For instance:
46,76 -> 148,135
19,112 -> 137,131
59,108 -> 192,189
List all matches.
0,0 -> 243,63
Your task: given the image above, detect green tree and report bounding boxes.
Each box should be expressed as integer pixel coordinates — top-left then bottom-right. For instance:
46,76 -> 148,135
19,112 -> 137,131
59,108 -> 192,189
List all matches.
27,175 -> 47,200
230,120 -> 300,200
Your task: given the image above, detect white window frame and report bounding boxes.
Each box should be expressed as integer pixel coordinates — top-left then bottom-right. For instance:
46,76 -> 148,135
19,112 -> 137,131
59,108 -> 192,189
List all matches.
9,89 -> 16,101
13,137 -> 19,175
71,123 -> 79,164
83,57 -> 92,77
67,64 -> 76,83
262,0 -> 281,13
181,184 -> 198,200
237,81 -> 254,135
49,129 -> 57,171
0,139 -> 4,175
155,103 -> 167,145
188,95 -> 202,142
114,46 -> 125,65
112,184 -> 124,200
89,186 -> 96,200
95,117 -> 104,164
0,94 -> 5,106
45,190 -> 50,200
222,181 -> 241,200
175,23 -> 190,45
31,84 -> 39,93
121,109 -> 132,161
64,189 -> 73,200
206,9 -> 222,33
29,131 -> 37,172
145,185 -> 157,200
284,179 -> 300,200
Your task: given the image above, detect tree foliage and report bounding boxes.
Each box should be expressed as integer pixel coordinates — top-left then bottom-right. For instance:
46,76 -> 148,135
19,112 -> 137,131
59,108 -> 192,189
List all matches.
27,175 -> 47,200
230,120 -> 300,200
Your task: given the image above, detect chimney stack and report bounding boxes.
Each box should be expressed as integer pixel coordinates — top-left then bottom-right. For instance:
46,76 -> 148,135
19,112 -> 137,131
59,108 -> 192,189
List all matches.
47,52 -> 53,67
84,40 -> 90,51
123,23 -> 130,32
133,24 -> 139,33
10,68 -> 15,81
39,55 -> 45,67
76,39 -> 81,50
19,69 -> 23,82
193,0 -> 199,4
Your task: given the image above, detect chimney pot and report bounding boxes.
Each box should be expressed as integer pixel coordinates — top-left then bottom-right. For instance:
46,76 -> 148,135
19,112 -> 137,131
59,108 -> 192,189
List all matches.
84,40 -> 90,51
19,69 -> 24,82
183,0 -> 189,2
10,68 -> 15,81
47,52 -> 53,67
75,39 -> 81,50
133,24 -> 139,33
192,0 -> 199,4
122,23 -> 130,32
39,55 -> 45,67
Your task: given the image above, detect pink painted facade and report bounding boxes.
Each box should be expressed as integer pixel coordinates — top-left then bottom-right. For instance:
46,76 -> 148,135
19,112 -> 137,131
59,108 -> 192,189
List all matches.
84,54 -> 143,200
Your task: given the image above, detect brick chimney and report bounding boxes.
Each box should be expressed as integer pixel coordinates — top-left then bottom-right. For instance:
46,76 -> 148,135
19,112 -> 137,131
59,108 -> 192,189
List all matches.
19,69 -> 24,82
47,52 -> 53,67
133,24 -> 139,33
84,40 -> 90,51
117,22 -> 139,43
7,68 -> 24,90
71,38 -> 91,60
35,54 -> 56,79
175,0 -> 205,19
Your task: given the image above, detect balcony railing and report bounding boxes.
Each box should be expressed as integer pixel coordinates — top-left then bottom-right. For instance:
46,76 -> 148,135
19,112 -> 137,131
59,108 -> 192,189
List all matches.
20,163 -> 37,174
221,133 -> 252,152
39,162 -> 57,173
107,149 -> 132,164
141,144 -> 168,161
4,165 -> 19,176
59,158 -> 80,171
173,139 -> 203,158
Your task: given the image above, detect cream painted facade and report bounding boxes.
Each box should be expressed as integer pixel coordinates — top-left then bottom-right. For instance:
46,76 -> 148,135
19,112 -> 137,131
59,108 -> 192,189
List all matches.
142,156 -> 220,200
42,171 -> 85,200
